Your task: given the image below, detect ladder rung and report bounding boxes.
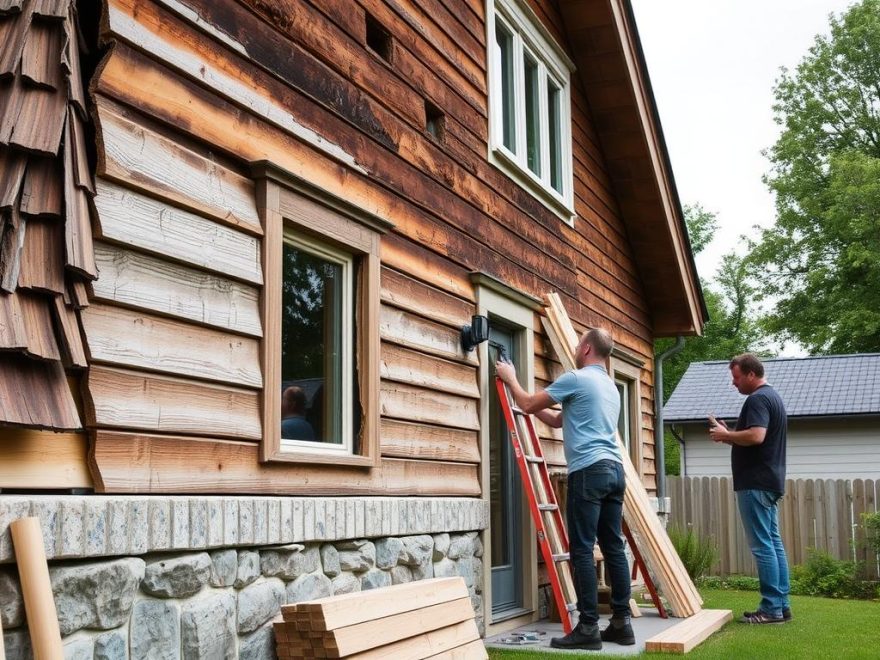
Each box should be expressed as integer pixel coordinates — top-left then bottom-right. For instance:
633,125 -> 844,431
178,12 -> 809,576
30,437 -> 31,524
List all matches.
552,553 -> 570,562
511,406 -> 526,415
525,456 -> 544,464
538,504 -> 558,511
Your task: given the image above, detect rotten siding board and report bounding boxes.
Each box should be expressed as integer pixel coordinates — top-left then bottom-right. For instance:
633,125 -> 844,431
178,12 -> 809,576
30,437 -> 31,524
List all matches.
80,303 -> 262,388
18,289 -> 60,360
93,97 -> 261,235
51,293 -> 86,367
0,146 -> 27,209
91,241 -> 262,337
20,154 -> 62,216
63,110 -> 97,277
91,431 -> 482,496
20,17 -> 64,89
379,380 -> 479,431
0,290 -> 27,349
85,365 -> 262,440
380,342 -> 479,399
380,418 -> 479,463
93,179 -> 262,285
380,266 -> 474,329
0,204 -> 26,292
18,216 -> 64,293
379,304 -> 477,367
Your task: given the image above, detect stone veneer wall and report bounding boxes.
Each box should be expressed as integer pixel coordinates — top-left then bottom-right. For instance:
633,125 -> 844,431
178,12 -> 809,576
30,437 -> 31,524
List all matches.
0,496 -> 488,660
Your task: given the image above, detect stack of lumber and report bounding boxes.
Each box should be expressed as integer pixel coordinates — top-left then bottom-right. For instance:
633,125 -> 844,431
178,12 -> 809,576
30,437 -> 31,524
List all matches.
541,293 -> 704,617
274,577 -> 486,659
645,610 -> 733,654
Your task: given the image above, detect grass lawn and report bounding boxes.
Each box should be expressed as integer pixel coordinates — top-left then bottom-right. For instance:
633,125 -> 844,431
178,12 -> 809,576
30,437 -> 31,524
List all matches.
487,589 -> 880,659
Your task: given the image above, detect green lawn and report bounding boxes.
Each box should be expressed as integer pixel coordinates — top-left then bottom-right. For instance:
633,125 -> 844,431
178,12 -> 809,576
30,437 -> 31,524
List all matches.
487,589 -> 880,659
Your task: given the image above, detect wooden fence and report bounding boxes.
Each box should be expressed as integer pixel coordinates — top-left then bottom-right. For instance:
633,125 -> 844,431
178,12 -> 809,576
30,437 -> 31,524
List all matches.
667,476 -> 880,579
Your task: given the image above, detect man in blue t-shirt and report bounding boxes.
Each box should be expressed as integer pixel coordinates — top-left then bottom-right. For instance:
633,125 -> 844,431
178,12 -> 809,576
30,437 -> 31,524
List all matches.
496,328 -> 632,650
709,353 -> 791,624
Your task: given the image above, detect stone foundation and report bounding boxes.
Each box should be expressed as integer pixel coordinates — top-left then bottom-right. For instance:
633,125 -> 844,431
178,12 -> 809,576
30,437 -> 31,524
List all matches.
0,497 -> 487,659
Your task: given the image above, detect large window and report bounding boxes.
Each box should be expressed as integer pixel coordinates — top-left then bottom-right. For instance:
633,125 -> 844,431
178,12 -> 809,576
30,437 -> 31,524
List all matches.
255,163 -> 390,466
488,0 -> 574,222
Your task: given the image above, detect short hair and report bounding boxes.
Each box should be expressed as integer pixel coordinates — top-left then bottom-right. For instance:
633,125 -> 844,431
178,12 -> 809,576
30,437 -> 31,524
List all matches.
282,385 -> 307,412
729,353 -> 764,378
584,328 -> 614,359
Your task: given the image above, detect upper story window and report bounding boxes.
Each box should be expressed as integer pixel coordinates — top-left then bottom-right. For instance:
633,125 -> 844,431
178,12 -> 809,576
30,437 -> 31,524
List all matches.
488,0 -> 575,223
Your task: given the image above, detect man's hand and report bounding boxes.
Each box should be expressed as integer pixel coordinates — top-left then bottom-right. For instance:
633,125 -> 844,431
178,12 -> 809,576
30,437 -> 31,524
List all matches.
708,417 -> 731,444
495,360 -> 516,385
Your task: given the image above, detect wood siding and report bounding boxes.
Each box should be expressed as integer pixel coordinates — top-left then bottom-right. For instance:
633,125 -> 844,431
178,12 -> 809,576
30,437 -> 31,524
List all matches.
80,0 -> 660,495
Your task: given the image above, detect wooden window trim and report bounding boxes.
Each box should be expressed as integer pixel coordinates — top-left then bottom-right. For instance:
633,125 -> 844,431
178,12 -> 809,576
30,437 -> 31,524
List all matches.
253,161 -> 392,467
610,358 -> 643,476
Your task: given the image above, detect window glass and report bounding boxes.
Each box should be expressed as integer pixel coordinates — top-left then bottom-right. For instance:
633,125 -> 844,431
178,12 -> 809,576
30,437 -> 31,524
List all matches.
495,22 -> 516,152
548,78 -> 563,193
524,51 -> 541,177
281,239 -> 352,447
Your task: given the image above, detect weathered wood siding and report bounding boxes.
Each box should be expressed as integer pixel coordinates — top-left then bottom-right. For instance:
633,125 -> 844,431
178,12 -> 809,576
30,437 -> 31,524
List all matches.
82,0 -> 658,494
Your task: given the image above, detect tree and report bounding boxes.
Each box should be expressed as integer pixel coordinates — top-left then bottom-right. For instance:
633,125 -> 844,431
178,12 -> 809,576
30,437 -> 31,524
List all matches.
750,0 -> 880,354
655,207 -> 765,475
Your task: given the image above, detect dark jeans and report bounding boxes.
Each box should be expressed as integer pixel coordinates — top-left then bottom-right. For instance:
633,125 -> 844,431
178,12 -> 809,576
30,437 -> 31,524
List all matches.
567,459 -> 631,626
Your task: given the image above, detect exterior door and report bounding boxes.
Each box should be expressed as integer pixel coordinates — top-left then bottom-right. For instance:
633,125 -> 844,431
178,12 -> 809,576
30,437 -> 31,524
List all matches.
489,325 -> 524,616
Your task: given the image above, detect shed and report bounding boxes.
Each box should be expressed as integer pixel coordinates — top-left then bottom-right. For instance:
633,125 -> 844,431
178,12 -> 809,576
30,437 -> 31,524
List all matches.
664,355 -> 880,479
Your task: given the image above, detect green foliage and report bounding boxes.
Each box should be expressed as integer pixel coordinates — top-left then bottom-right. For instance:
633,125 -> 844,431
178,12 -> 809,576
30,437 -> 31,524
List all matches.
681,203 -> 718,255
790,550 -> 879,600
663,430 -> 680,476
750,0 -> 880,353
863,511 -> 880,555
668,525 -> 718,580
697,575 -> 761,591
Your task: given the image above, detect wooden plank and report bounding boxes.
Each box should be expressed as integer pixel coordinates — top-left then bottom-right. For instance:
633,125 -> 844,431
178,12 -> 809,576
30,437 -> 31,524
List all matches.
323,597 -> 474,657
380,342 -> 478,398
423,638 -> 486,659
0,147 -> 26,209
0,429 -> 91,489
380,305 -> 477,367
348,619 -> 480,660
93,179 -> 262,285
91,241 -> 262,337
20,155 -> 62,217
288,577 -> 467,629
68,105 -> 93,193
0,353 -> 80,429
644,609 -> 732,654
0,3 -> 31,78
0,290 -> 28,350
381,266 -> 474,329
0,205 -> 27,293
380,381 -> 479,431
94,98 -> 261,235
90,431 -> 481,495
17,217 -> 64,293
18,290 -> 60,361
85,365 -> 261,440
51,294 -> 87,367
380,234 -> 474,303
380,419 -> 479,463
80,303 -> 262,388
20,20 -> 64,89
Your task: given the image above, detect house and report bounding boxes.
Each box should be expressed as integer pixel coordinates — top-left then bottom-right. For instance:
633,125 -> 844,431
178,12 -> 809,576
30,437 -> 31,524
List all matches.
663,355 -> 880,479
0,0 -> 704,655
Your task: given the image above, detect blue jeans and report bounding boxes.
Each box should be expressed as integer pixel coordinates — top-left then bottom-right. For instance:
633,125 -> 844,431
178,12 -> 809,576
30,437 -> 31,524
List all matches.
736,489 -> 791,616
567,459 -> 631,626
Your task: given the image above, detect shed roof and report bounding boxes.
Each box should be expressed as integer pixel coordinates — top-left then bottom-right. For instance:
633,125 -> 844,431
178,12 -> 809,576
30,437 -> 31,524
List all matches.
663,354 -> 880,422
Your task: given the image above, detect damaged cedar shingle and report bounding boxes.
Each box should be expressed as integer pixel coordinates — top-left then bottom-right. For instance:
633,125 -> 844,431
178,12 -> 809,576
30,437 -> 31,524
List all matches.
0,0 -> 94,429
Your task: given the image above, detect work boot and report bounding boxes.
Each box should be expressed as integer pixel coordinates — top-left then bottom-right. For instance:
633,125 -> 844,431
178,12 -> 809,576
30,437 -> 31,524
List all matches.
601,617 -> 635,645
744,607 -> 792,622
550,622 -> 602,650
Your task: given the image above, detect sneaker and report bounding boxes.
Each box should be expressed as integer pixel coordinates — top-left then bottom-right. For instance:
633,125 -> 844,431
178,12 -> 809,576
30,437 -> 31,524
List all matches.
550,622 -> 602,650
601,618 -> 635,645
743,607 -> 792,622
739,611 -> 785,624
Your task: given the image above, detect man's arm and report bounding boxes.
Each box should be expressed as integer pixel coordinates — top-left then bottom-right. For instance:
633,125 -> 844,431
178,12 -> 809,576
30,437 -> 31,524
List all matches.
709,421 -> 766,446
535,408 -> 563,428
495,361 -> 557,416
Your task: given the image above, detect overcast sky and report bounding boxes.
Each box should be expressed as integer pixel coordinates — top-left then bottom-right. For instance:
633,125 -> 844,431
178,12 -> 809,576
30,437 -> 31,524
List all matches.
630,0 -> 855,284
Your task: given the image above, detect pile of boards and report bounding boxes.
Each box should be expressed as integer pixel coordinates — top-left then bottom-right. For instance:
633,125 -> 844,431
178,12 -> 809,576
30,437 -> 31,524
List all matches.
274,577 -> 487,659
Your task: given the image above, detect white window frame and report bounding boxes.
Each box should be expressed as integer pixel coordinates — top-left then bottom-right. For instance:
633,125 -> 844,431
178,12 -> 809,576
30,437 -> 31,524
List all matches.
280,231 -> 355,456
487,0 -> 576,224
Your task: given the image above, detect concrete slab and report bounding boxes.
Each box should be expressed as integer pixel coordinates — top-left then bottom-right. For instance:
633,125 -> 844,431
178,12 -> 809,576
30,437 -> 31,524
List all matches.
484,608 -> 681,655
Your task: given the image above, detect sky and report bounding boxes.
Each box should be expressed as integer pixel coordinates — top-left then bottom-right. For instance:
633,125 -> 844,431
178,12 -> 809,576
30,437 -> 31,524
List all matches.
630,0 -> 855,282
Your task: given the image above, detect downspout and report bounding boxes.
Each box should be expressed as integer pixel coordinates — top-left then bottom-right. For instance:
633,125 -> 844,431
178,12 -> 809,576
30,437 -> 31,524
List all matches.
654,336 -> 685,503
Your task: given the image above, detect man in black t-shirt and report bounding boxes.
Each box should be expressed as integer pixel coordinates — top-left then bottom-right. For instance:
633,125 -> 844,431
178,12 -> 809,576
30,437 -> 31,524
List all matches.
709,353 -> 791,624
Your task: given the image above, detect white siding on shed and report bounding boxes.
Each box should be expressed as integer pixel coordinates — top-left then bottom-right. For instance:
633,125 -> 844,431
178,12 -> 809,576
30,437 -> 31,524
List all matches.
679,417 -> 880,480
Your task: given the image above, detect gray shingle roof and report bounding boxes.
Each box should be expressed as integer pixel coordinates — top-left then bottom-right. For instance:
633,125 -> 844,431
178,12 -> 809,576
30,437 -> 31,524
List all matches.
663,354 -> 880,422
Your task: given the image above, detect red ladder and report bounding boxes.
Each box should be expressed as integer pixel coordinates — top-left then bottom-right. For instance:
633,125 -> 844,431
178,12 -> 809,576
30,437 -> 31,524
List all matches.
495,376 -> 578,634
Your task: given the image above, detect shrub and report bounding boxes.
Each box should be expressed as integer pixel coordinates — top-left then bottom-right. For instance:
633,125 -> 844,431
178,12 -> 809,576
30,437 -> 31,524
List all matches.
697,575 -> 760,591
668,525 -> 718,580
863,511 -> 880,556
790,549 -> 879,600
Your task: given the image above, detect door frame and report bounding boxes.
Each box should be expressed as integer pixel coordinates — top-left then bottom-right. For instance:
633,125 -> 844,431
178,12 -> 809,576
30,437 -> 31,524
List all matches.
472,273 -> 543,637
